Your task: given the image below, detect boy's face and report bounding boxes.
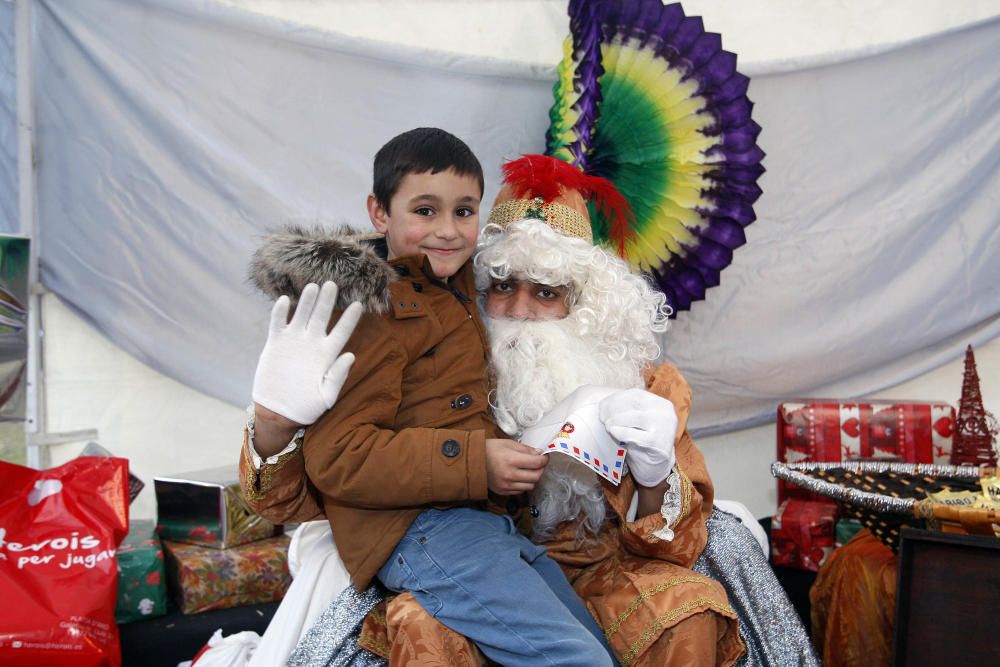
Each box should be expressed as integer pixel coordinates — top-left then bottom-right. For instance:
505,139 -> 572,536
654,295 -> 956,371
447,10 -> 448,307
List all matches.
368,169 -> 481,279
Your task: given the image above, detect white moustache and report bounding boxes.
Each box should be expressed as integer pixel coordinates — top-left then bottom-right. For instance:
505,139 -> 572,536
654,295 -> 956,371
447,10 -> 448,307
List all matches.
484,315 -> 645,541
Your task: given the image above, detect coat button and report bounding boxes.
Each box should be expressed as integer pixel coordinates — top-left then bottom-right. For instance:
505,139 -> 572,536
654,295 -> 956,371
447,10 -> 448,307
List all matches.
450,394 -> 474,409
441,439 -> 461,457
506,498 -> 520,515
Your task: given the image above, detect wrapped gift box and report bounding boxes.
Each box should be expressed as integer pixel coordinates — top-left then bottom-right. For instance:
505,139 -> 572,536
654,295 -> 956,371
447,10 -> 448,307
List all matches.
155,465 -> 277,549
776,401 -> 955,503
835,518 -> 864,548
770,498 -> 837,572
115,520 -> 167,624
163,534 -> 291,614
81,442 -> 146,503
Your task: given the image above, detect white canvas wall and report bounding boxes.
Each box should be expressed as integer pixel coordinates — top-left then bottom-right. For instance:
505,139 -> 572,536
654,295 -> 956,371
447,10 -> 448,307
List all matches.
224,0 -> 1000,68
17,0 -> 1000,520
0,0 -> 15,230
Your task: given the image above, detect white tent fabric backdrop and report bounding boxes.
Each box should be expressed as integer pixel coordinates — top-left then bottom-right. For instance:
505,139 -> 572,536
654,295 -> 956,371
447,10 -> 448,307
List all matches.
0,0 -> 14,231
17,0 -> 1000,436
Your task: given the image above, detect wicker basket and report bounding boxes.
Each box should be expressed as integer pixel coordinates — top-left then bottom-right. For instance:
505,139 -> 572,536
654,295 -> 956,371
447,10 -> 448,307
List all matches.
771,461 -> 999,552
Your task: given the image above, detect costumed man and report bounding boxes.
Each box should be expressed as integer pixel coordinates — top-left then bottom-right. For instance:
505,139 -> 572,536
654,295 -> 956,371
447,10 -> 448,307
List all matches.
464,162 -> 814,666
239,155 -> 749,666
236,155 -> 816,667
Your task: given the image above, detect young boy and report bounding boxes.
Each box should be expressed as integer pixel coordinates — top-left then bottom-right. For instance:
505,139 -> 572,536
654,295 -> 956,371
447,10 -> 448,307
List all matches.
242,128 -> 615,666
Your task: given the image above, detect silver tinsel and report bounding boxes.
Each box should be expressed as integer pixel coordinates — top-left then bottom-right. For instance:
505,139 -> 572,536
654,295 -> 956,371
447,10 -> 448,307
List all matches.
771,461 -> 985,516
287,509 -> 821,666
776,461 -> 984,478
695,509 -> 821,667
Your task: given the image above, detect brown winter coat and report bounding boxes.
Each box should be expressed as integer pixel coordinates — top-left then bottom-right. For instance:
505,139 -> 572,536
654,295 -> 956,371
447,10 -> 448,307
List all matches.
240,228 -> 500,589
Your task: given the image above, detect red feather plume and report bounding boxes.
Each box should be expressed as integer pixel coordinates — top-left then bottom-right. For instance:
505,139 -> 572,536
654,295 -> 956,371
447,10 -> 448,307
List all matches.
500,155 -> 634,255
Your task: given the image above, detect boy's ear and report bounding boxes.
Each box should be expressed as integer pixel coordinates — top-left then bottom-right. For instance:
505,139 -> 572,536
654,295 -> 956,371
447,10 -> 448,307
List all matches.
367,193 -> 389,234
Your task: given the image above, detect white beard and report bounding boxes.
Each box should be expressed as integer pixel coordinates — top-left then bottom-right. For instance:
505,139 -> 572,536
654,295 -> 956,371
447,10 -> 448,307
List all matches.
485,315 -> 645,542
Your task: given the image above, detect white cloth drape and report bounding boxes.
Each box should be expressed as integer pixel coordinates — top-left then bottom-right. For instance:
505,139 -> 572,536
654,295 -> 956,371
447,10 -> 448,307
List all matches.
11,0 -> 1000,434
0,0 -> 16,231
247,521 -> 351,667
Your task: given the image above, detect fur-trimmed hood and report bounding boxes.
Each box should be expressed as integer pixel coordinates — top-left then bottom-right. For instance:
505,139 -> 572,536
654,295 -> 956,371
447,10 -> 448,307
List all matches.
249,225 -> 396,314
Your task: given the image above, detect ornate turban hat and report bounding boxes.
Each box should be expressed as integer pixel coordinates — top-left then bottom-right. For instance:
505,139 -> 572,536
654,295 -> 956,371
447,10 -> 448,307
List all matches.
486,154 -> 633,252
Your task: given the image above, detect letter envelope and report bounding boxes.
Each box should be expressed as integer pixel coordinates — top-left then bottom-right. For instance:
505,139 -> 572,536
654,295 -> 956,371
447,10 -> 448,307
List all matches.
520,385 -> 628,485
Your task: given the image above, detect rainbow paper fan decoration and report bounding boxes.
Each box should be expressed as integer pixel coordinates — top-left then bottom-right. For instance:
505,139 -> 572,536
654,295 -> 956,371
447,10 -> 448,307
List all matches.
547,0 -> 764,314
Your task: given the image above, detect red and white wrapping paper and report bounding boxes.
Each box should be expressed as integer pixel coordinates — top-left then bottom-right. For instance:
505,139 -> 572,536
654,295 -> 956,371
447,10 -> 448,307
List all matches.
776,401 -> 955,503
770,498 -> 837,572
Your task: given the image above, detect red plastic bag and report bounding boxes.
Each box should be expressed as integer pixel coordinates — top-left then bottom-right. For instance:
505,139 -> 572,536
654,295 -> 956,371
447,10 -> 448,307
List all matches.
0,457 -> 129,666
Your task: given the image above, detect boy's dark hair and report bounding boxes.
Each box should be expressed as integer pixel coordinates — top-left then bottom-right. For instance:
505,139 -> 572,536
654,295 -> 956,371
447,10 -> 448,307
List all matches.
373,128 -> 484,212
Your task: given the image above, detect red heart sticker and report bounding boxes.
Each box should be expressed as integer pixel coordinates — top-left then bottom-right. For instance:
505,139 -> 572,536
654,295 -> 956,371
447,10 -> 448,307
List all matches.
841,417 -> 860,438
933,417 -> 954,438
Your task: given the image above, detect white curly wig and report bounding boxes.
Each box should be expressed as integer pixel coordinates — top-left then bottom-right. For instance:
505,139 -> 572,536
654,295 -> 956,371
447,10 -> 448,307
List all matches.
474,219 -> 672,366
475,220 -> 672,542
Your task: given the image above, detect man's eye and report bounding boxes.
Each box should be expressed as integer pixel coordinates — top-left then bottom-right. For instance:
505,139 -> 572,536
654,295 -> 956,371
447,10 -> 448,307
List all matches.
537,286 -> 566,300
492,281 -> 513,293
415,207 -> 434,216
456,207 -> 476,218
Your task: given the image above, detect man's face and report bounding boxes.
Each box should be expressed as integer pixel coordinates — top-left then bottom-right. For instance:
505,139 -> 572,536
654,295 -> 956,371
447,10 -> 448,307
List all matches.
484,278 -> 571,320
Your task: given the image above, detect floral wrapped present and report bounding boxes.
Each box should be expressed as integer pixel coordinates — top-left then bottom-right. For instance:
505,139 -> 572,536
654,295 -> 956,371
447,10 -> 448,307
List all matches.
154,465 -> 278,549
776,401 -> 955,504
163,534 -> 291,614
770,498 -> 837,572
115,519 -> 167,624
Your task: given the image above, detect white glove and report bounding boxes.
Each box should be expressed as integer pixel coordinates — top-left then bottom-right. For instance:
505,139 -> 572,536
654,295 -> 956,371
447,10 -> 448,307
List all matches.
598,388 -> 678,487
252,281 -> 363,426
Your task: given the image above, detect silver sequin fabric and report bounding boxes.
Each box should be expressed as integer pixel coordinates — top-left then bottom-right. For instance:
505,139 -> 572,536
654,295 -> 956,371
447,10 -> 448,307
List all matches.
287,508 -> 822,666
695,509 -> 821,666
285,584 -> 385,667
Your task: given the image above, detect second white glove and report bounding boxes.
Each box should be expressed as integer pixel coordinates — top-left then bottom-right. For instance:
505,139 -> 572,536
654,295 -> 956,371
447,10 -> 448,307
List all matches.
598,388 -> 678,487
252,281 -> 363,426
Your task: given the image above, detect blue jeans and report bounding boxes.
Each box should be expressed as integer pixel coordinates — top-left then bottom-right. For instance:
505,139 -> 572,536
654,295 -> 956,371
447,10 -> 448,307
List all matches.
377,507 -> 616,667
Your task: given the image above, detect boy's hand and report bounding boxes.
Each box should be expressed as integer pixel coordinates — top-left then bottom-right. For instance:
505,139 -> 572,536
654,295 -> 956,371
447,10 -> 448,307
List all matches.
485,439 -> 548,495
252,281 -> 363,426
